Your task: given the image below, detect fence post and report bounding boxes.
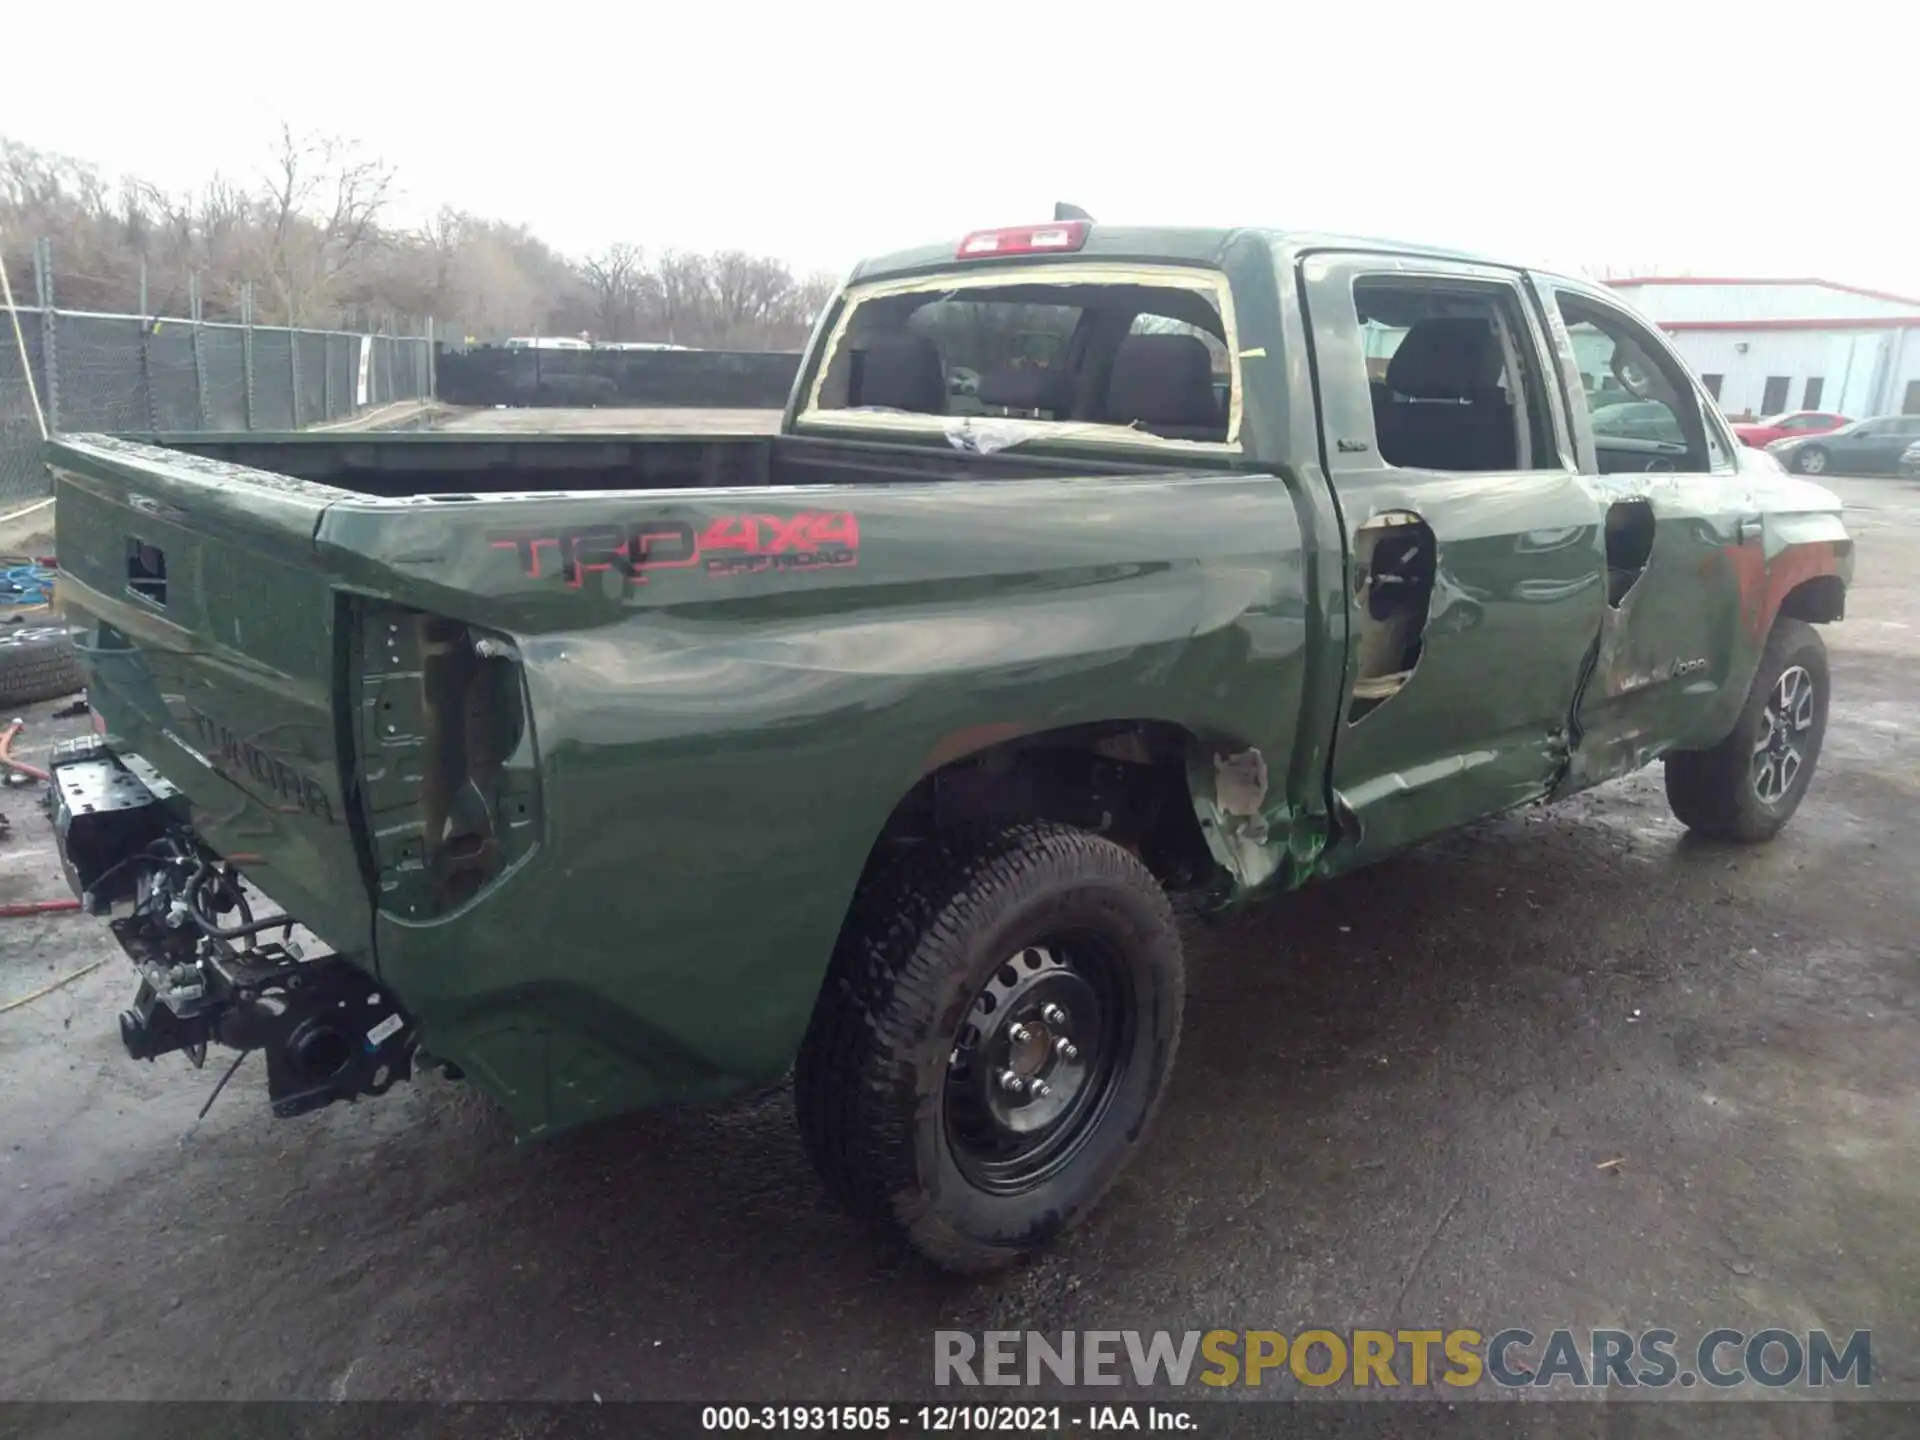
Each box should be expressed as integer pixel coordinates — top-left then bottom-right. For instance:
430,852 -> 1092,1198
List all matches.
137,296 -> 159,434
33,238 -> 59,433
133,258 -> 161,433
241,282 -> 256,431
189,273 -> 209,429
323,331 -> 335,421
289,314 -> 303,428
426,317 -> 438,401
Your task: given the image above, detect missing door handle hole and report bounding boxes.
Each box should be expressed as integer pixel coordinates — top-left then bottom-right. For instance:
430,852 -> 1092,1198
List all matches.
1603,500 -> 1654,609
1348,511 -> 1436,723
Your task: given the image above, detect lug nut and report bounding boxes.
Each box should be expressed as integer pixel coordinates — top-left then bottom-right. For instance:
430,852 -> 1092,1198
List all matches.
1042,1003 -> 1069,1027
1007,1023 -> 1031,1043
1054,1037 -> 1080,1061
997,1069 -> 1026,1094
1029,1079 -> 1052,1099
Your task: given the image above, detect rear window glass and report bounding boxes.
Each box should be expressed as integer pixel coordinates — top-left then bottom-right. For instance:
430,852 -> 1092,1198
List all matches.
803,265 -> 1241,449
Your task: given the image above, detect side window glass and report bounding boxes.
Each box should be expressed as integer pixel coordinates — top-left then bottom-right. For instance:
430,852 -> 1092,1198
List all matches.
1555,293 -> 1711,474
1352,277 -> 1558,473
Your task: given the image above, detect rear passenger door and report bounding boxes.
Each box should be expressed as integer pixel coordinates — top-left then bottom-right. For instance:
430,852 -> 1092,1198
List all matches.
1299,254 -> 1607,872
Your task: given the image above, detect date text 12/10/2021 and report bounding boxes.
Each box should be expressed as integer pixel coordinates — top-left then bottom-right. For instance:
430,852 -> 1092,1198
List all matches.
700,1406 -> 1195,1432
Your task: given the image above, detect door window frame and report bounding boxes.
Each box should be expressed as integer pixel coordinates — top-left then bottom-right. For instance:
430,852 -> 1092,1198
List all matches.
1534,280 -> 1738,475
1307,254 -> 1577,483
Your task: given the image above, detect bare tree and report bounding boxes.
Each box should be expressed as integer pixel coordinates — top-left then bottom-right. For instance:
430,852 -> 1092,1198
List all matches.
704,250 -> 794,346
652,251 -> 711,346
2,131 -> 844,350
256,125 -> 395,325
581,241 -> 653,341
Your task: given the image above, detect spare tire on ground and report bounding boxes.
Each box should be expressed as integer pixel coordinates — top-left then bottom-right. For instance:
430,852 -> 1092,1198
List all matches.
0,622 -> 83,707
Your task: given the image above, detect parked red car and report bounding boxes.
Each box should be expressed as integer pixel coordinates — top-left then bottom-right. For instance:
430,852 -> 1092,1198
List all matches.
1731,411 -> 1850,448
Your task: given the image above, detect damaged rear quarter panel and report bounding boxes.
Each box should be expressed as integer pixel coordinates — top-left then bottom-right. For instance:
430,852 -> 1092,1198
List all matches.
315,463 -> 1326,1134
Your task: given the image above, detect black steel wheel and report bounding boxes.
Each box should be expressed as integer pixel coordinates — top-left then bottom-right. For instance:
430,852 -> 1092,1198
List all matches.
943,939 -> 1133,1196
795,822 -> 1184,1273
1666,618 -> 1830,843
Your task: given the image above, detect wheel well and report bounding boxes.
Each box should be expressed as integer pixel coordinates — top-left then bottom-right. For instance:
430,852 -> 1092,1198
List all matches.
858,721 -> 1221,897
1778,574 -> 1845,624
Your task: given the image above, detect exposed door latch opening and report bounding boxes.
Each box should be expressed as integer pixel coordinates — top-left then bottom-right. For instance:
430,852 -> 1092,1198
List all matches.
1348,511 -> 1437,723
1604,500 -> 1655,609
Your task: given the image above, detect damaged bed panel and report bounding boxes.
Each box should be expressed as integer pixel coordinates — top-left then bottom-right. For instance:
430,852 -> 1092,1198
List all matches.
322,465 -> 1330,1131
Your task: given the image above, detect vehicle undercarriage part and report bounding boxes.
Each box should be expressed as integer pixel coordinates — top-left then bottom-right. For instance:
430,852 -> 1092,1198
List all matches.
896,722 -> 1219,896
1348,511 -> 1436,721
48,741 -> 415,1118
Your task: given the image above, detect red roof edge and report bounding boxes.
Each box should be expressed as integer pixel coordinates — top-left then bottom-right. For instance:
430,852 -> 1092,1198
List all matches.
1607,276 -> 1920,307
1658,316 -> 1920,333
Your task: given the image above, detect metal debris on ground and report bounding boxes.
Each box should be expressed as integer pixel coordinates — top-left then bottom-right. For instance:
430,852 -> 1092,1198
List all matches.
0,957 -> 107,1015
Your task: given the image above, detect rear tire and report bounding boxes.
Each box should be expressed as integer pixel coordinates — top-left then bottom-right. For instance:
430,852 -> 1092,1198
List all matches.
794,822 -> 1184,1273
1665,619 -> 1829,843
0,623 -> 82,707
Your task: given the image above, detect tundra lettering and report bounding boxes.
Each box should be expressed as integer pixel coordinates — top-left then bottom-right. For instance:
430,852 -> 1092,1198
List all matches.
185,708 -> 335,824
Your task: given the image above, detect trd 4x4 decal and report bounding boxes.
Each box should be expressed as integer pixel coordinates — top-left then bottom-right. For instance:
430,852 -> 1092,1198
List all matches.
487,511 -> 860,590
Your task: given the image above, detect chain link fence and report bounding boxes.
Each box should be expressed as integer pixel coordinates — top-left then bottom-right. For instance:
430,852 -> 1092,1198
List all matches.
0,281 -> 436,507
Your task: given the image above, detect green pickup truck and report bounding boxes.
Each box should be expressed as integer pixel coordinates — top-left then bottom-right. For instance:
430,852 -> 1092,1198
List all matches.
45,219 -> 1851,1272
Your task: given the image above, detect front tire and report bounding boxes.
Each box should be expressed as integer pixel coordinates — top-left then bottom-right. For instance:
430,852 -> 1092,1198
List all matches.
1665,619 -> 1830,842
1792,446 -> 1830,475
795,822 -> 1184,1273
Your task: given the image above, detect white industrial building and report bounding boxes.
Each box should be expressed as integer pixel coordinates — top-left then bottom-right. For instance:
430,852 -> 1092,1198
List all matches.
1605,277 -> 1920,422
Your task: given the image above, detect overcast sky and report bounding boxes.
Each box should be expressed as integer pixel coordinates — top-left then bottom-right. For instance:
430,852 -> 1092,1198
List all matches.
6,0 -> 1915,293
